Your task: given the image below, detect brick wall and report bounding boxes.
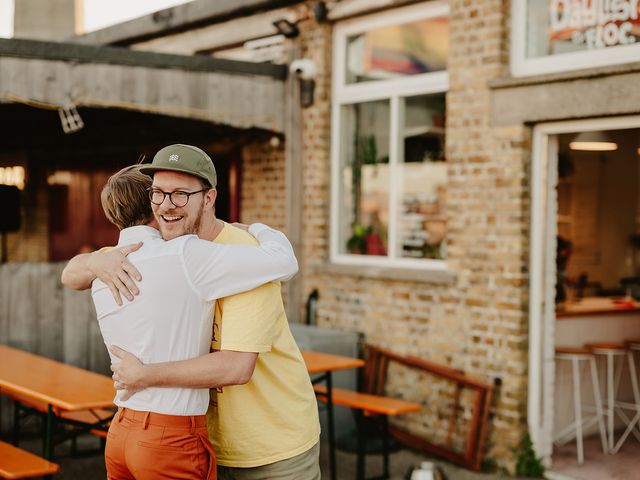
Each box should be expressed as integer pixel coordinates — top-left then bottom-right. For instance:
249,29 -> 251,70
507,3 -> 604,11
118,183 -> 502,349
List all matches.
239,136 -> 291,308
287,0 -> 532,471
239,138 -> 287,230
3,0 -> 536,470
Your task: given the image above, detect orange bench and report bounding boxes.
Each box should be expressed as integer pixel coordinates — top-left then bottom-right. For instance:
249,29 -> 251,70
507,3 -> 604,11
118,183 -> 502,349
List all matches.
0,441 -> 59,479
313,384 -> 421,480
4,389 -> 113,442
313,385 -> 421,416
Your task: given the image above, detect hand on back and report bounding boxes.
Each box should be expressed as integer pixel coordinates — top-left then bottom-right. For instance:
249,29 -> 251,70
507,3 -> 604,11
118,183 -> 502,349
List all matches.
110,345 -> 146,401
89,242 -> 143,305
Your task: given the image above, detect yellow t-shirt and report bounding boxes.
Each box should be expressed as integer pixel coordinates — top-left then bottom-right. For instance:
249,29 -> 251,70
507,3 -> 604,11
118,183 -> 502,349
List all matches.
206,222 -> 320,467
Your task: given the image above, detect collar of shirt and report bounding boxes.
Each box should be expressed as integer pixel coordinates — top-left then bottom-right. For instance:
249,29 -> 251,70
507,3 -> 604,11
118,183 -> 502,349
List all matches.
117,225 -> 162,246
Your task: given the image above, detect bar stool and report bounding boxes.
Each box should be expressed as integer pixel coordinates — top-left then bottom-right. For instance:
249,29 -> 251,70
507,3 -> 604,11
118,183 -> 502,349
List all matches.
585,342 -> 628,452
554,346 -> 607,463
610,339 -> 640,453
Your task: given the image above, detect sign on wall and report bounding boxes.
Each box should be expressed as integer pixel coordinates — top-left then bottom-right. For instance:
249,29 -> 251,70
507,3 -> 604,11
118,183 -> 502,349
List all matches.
512,0 -> 640,76
547,0 -> 639,53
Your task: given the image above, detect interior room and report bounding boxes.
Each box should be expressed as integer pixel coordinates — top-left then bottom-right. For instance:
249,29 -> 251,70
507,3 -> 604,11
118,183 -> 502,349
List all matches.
551,127 -> 640,479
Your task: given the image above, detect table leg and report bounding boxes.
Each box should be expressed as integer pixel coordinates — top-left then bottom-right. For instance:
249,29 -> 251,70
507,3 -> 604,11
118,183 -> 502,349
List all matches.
44,404 -> 53,460
12,400 -> 20,446
327,371 -> 337,480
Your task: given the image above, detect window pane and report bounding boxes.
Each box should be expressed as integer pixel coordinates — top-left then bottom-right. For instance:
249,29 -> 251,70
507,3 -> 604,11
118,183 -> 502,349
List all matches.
346,16 -> 448,84
338,100 -> 390,256
397,93 -> 446,260
526,0 -> 640,58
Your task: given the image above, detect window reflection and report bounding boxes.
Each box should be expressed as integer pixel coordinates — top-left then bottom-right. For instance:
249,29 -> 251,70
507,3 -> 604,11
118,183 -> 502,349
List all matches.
339,100 -> 390,256
398,93 -> 447,259
346,16 -> 448,83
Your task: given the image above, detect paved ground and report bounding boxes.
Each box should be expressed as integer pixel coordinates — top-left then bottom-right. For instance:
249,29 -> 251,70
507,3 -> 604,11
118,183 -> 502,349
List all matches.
11,433 -> 516,480
319,443 -> 510,480
551,434 -> 640,480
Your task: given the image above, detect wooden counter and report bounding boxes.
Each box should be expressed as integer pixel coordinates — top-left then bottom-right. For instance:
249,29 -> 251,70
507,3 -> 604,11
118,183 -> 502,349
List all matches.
555,297 -> 640,347
556,296 -> 640,319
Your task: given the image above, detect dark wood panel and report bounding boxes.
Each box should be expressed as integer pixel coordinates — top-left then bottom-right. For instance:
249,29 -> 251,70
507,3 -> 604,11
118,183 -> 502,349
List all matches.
48,170 -> 119,261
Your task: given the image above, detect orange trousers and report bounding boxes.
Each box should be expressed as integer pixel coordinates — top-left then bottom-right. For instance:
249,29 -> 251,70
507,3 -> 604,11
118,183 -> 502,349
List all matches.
105,408 -> 216,480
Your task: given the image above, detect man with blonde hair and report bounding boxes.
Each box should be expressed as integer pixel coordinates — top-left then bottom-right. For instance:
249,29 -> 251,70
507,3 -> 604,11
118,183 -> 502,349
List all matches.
101,165 -> 154,231
62,162 -> 299,480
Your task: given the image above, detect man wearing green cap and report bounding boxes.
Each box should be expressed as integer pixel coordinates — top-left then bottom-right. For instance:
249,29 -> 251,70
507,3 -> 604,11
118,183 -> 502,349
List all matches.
67,144 -> 321,479
63,163 -> 305,480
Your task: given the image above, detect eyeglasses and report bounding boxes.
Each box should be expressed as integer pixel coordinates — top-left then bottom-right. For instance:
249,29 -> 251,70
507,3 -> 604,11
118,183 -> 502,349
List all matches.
148,188 -> 208,207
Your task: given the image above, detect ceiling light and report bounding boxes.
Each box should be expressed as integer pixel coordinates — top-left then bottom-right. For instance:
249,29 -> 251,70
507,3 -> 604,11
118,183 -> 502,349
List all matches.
58,104 -> 84,134
569,131 -> 617,151
0,166 -> 25,190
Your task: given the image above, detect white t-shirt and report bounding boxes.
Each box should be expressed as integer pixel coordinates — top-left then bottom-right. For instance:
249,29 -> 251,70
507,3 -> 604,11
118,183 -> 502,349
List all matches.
91,224 -> 297,416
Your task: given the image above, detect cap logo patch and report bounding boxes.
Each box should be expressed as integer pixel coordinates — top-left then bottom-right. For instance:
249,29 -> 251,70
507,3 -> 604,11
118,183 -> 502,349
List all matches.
168,154 -> 179,162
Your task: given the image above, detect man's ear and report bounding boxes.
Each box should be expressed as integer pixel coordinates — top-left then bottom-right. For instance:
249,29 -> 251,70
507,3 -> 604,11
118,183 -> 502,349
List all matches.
204,188 -> 217,209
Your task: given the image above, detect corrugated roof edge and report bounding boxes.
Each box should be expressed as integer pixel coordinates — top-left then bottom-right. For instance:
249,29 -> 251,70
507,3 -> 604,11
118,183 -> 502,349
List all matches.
0,38 -> 288,79
71,0 -> 300,47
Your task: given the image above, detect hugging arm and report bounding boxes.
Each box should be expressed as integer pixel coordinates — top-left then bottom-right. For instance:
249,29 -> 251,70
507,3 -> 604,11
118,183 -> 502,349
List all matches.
60,243 -> 143,306
183,223 -> 298,301
111,347 -> 257,400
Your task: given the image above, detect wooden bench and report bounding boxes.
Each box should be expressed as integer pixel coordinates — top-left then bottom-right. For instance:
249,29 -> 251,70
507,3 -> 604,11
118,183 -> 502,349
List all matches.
0,441 -> 59,479
313,385 -> 421,416
313,384 -> 421,480
3,390 -> 113,444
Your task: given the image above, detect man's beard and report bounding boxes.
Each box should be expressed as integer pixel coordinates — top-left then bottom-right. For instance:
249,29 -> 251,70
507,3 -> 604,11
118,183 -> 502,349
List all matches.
158,202 -> 204,240
184,202 -> 204,236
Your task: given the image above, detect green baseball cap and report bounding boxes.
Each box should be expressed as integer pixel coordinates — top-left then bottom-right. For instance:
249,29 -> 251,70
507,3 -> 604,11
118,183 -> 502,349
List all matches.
140,144 -> 217,187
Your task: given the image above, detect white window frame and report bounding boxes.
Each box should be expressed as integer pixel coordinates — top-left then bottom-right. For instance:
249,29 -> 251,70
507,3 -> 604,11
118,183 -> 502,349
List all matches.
330,1 -> 449,270
511,0 -> 640,77
528,115 -> 640,462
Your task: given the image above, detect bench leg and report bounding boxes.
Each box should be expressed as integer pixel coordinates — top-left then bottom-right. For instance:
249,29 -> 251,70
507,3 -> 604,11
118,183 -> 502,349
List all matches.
356,411 -> 366,480
382,416 -> 389,480
355,415 -> 391,480
12,400 -> 20,446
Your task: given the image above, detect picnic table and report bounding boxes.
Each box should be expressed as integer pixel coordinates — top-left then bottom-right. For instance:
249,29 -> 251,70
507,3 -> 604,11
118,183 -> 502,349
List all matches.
0,344 -> 115,460
302,350 -> 365,480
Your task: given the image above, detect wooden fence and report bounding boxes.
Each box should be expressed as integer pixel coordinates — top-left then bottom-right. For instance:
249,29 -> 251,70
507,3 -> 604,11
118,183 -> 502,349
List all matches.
0,262 -> 109,432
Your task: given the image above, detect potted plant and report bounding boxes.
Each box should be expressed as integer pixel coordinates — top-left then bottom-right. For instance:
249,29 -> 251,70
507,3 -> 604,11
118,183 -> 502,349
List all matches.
346,222 -> 368,254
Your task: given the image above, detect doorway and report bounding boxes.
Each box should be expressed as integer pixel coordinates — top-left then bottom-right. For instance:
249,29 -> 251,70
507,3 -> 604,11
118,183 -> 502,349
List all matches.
528,116 -> 640,476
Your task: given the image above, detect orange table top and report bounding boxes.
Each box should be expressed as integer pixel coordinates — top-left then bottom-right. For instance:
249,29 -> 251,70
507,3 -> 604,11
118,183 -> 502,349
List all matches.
301,350 -> 364,374
0,344 -> 115,412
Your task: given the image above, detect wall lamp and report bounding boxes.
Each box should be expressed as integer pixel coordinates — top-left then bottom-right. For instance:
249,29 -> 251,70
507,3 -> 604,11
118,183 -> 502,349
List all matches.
272,19 -> 299,39
290,59 -> 317,108
273,2 -> 329,38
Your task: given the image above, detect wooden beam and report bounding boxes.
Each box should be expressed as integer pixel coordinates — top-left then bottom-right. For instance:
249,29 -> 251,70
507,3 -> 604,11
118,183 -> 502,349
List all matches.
73,0 -> 301,47
0,55 -> 286,133
130,7 -> 295,55
0,38 -> 287,79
